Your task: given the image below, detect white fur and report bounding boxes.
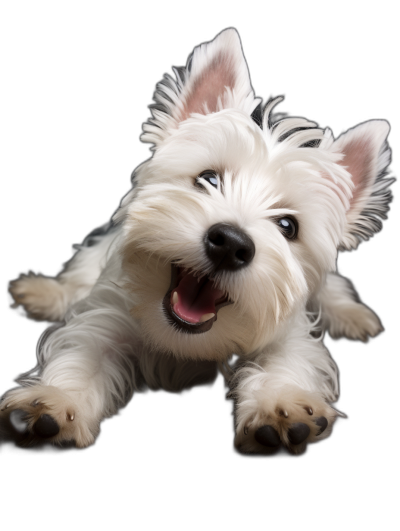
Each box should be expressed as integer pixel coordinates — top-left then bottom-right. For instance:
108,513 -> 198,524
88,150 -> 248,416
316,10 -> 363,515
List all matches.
3,29 -> 394,453
315,273 -> 383,341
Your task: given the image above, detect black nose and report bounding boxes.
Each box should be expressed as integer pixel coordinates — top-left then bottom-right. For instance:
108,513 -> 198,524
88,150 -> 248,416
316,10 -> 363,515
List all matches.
204,223 -> 255,272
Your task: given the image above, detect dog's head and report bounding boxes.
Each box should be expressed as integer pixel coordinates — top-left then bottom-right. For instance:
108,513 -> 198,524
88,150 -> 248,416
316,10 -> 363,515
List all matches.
118,29 -> 393,360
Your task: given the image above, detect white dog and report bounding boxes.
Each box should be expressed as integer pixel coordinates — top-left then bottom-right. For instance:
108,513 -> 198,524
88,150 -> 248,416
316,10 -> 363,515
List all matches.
2,29 -> 394,454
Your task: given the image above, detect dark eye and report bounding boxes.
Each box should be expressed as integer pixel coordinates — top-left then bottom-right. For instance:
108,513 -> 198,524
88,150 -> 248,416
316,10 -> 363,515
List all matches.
195,170 -> 219,189
276,217 -> 298,240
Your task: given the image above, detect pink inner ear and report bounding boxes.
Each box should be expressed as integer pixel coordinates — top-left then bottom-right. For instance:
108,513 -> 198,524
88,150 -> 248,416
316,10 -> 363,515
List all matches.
342,137 -> 374,206
182,52 -> 236,119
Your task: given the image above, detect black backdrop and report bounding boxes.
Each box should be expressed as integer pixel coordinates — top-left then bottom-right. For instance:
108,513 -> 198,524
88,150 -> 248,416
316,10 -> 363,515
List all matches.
0,10 -> 400,502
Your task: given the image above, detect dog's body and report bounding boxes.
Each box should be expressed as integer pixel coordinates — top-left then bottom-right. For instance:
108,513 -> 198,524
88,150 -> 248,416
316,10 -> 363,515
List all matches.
2,29 -> 394,453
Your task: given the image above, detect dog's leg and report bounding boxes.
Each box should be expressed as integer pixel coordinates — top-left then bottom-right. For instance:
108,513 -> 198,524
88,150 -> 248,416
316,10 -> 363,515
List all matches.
9,225 -> 120,322
233,320 -> 341,454
2,256 -> 138,447
312,272 -> 383,341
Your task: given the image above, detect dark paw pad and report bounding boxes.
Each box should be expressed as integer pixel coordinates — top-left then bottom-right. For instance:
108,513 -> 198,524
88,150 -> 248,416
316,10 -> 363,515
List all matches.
10,409 -> 28,433
33,414 -> 60,438
288,422 -> 310,445
255,425 -> 281,448
315,416 -> 328,436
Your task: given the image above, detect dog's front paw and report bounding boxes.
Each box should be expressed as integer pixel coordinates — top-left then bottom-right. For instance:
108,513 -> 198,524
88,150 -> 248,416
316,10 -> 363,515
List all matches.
235,386 -> 338,455
0,385 -> 98,448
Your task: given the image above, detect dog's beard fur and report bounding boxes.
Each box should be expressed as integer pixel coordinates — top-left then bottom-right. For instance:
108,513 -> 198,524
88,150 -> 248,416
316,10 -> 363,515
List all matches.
120,108 -> 353,360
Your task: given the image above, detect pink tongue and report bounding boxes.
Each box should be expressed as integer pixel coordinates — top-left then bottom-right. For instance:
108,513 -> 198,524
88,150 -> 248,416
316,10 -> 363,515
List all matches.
172,271 -> 224,324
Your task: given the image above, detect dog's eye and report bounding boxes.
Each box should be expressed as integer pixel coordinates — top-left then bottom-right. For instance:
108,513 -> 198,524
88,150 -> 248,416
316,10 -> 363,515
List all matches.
276,217 -> 298,240
195,171 -> 219,189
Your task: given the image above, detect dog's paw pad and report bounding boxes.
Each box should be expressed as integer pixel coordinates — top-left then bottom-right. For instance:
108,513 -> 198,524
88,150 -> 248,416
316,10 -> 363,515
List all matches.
9,409 -> 29,433
1,385 -> 96,447
33,414 -> 60,438
287,422 -> 310,445
315,416 -> 328,435
235,386 -> 339,454
254,425 -> 281,448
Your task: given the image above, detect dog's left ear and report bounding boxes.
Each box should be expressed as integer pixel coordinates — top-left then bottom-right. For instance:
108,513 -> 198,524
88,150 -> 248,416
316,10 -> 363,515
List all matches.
333,120 -> 395,250
142,28 -> 260,147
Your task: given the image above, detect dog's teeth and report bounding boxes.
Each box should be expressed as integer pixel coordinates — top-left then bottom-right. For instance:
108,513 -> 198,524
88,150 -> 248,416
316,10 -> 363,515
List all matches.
200,313 -> 215,322
172,291 -> 178,305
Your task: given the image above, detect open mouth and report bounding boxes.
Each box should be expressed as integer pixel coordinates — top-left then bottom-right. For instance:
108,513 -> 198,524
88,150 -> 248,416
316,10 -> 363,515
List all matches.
162,264 -> 232,333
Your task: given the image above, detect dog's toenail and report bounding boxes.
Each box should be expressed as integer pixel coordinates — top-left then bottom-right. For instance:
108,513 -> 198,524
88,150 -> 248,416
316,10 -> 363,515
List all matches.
255,425 -> 281,448
67,412 -> 75,421
315,416 -> 328,435
9,409 -> 29,433
31,399 -> 41,407
279,409 -> 289,418
33,414 -> 60,438
288,422 -> 310,445
305,407 -> 313,416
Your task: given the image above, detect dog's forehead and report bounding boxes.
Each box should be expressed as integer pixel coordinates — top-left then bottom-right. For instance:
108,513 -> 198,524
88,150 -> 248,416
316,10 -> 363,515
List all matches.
149,109 -> 269,176
166,109 -> 263,152
147,109 -> 332,188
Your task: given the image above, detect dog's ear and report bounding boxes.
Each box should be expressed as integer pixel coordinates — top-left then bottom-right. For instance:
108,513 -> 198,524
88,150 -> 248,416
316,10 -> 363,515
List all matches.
141,28 -> 260,147
333,120 -> 395,250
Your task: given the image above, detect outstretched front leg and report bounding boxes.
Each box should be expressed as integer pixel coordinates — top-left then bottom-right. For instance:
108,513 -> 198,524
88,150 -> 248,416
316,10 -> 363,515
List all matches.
2,257 -> 138,447
232,320 -> 341,455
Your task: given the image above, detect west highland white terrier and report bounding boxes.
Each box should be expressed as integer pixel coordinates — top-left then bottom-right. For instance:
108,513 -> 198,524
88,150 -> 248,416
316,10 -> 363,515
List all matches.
2,29 -> 394,454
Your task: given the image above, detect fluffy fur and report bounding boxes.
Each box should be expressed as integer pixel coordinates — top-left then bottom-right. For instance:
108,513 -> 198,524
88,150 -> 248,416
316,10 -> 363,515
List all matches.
3,29 -> 394,454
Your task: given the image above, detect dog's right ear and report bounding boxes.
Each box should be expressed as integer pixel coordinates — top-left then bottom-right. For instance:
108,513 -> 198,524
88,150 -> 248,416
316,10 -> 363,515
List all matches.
141,28 -> 260,148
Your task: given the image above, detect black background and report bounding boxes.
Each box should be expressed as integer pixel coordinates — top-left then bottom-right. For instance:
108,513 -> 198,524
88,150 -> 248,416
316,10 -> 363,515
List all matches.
0,5 -> 400,500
